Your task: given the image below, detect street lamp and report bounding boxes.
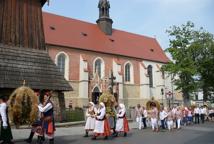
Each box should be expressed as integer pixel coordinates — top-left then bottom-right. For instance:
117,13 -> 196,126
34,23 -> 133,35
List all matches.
161,88 -> 164,105
166,91 -> 172,108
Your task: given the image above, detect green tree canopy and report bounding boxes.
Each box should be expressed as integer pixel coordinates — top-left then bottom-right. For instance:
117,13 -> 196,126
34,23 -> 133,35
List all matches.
163,21 -> 214,106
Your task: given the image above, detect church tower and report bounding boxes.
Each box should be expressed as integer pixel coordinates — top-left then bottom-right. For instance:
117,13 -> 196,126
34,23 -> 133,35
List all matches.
96,0 -> 113,35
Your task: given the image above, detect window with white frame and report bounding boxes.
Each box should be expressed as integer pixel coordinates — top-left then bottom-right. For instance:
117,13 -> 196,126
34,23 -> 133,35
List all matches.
124,62 -> 134,83
56,52 -> 69,80
93,58 -> 105,78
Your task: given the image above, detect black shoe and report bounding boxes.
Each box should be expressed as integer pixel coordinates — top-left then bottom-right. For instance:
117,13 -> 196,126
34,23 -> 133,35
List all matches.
113,132 -> 118,137
49,138 -> 54,144
24,139 -> 32,143
104,136 -> 108,140
91,136 -> 96,140
124,132 -> 127,137
83,131 -> 89,137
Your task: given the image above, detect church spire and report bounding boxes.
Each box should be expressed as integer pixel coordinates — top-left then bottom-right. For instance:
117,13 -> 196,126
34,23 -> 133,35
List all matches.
96,0 -> 113,35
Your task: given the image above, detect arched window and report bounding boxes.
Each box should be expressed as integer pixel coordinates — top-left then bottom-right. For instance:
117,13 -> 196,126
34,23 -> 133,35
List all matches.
125,63 -> 131,82
147,65 -> 153,87
55,52 -> 69,80
93,57 -> 105,78
57,53 -> 66,75
95,59 -> 102,77
124,62 -> 134,83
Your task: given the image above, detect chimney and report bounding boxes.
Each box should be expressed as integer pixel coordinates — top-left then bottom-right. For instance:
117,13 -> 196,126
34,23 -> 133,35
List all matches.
0,0 -> 47,50
96,0 -> 113,35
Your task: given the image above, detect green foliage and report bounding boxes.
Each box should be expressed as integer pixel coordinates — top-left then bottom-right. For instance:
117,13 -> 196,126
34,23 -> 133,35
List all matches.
163,21 -> 214,105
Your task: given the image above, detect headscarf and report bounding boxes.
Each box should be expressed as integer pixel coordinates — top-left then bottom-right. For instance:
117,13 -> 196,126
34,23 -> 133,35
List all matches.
119,103 -> 126,114
89,102 -> 95,107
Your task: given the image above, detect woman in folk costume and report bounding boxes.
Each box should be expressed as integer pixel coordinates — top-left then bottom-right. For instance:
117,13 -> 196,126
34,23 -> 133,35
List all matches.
84,102 -> 97,137
150,104 -> 159,132
0,95 -> 13,144
38,91 -> 55,144
135,104 -> 143,130
175,107 -> 183,129
114,103 -> 129,137
167,108 -> 174,131
92,102 -> 111,140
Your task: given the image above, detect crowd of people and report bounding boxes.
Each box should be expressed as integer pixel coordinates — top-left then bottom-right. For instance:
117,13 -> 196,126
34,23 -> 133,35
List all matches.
0,90 -> 214,144
134,103 -> 214,132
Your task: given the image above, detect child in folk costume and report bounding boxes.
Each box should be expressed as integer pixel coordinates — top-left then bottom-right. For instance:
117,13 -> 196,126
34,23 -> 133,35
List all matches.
92,102 -> 111,140
0,95 -> 13,144
84,102 -> 97,137
114,103 -> 129,137
150,104 -> 159,132
167,108 -> 174,131
37,91 -> 55,144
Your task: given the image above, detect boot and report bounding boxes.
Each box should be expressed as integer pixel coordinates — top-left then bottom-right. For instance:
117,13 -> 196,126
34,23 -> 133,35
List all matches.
49,139 -> 54,144
36,136 -> 43,144
25,132 -> 34,143
83,131 -> 88,137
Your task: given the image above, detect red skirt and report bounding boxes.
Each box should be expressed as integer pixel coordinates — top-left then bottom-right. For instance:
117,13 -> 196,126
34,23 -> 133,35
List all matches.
123,117 -> 129,133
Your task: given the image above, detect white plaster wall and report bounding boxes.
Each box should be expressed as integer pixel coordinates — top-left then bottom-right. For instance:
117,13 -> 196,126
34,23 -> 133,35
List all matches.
113,60 -> 123,99
79,55 -> 89,98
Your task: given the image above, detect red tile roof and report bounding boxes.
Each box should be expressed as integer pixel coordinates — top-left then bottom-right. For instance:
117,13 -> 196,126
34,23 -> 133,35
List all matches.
43,12 -> 169,63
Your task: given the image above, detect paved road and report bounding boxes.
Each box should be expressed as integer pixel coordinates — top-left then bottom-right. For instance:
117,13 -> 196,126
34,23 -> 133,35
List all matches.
12,122 -> 214,144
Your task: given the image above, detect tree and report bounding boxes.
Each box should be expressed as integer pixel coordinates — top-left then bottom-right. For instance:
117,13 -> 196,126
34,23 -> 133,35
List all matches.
163,21 -> 214,105
192,30 -> 214,101
163,22 -> 198,106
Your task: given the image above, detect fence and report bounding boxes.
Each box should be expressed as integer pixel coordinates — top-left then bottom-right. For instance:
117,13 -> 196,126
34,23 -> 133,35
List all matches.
53,107 -> 136,123
54,108 -> 85,123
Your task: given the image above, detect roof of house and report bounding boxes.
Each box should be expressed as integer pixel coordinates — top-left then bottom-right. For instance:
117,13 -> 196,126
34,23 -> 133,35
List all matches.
43,12 -> 169,63
0,45 -> 72,91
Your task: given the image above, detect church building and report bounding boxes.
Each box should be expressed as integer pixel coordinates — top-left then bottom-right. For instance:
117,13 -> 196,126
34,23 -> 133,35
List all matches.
43,0 -> 182,108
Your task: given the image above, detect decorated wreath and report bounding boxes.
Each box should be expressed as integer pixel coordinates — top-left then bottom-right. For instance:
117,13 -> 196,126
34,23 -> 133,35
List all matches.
99,91 -> 116,117
8,86 -> 38,126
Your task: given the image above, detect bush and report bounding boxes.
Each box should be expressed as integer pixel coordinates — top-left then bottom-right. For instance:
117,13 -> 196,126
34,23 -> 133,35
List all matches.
55,109 -> 84,122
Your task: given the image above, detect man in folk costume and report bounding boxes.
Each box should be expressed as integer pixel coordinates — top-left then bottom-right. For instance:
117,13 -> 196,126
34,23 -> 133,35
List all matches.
84,102 -> 97,137
114,103 -> 129,137
175,107 -> 183,129
38,91 -> 55,144
0,95 -> 13,144
150,104 -> 159,132
92,102 -> 111,140
25,91 -> 45,143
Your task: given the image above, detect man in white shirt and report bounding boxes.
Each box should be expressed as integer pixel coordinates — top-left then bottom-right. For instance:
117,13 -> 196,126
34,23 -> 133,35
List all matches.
194,106 -> 200,124
142,106 -> 148,129
200,106 -> 206,123
159,108 -> 167,129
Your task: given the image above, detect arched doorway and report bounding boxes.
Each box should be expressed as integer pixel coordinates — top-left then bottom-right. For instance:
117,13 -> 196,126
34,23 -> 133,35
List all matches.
92,86 -> 102,105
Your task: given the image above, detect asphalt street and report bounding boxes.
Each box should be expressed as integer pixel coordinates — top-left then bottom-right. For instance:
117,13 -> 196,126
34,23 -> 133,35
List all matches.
12,122 -> 214,144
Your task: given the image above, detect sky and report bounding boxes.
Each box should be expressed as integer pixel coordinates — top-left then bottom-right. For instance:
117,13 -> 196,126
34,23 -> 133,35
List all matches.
43,0 -> 214,50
